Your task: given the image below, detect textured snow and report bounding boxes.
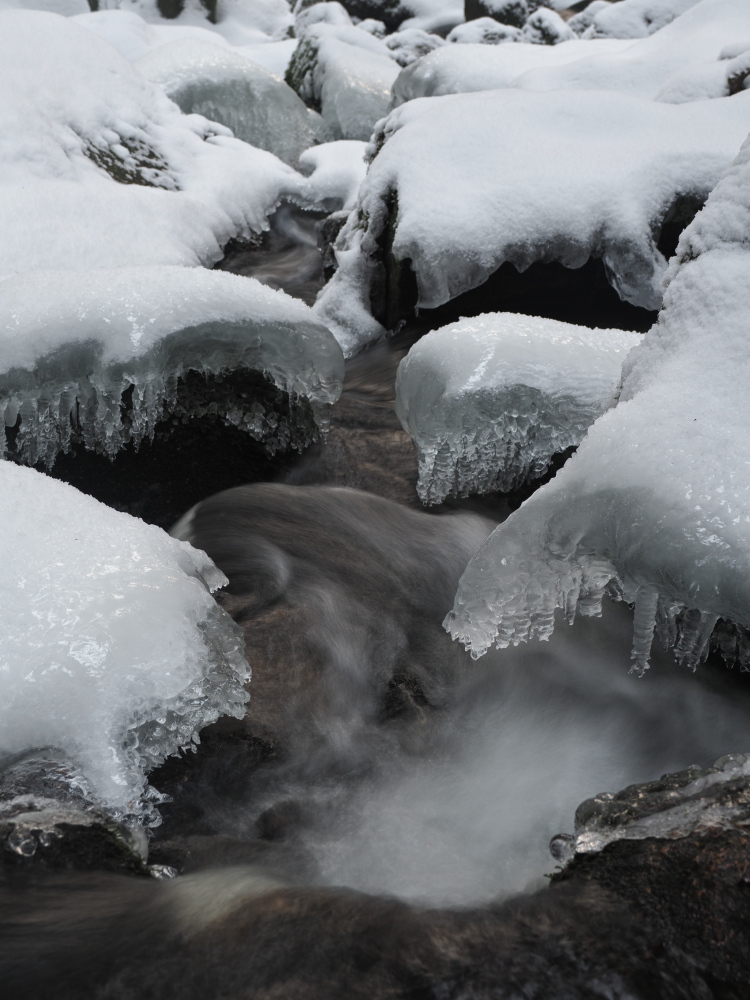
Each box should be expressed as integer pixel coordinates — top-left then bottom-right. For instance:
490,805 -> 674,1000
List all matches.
446,18 -> 521,45
316,87 -> 750,353
385,27 -> 444,67
521,7 -> 573,46
446,132 -> 750,675
393,0 -> 750,104
286,22 -> 400,141
0,267 -> 344,467
137,38 -> 330,166
0,10 -> 306,278
0,461 -> 249,825
395,314 -> 640,503
298,140 -> 368,212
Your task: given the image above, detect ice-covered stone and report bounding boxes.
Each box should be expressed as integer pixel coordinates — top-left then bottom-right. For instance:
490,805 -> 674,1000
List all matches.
316,86 -> 750,353
395,314 -> 640,503
446,131 -> 750,675
0,10 -> 306,277
285,22 -> 399,140
137,38 -> 330,167
447,17 -> 521,43
0,461 -> 250,824
0,266 -> 344,468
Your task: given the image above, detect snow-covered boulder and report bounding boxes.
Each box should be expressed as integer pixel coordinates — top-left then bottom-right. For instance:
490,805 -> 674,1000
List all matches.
394,0 -> 750,104
464,0 -> 528,28
446,131 -> 750,675
447,17 -> 521,43
298,140 -> 368,211
72,8 -> 233,61
0,267 -> 344,468
395,314 -> 640,503
285,22 -> 399,140
521,7 -> 573,45
137,38 -> 330,166
586,0 -> 702,39
294,0 -> 352,33
316,86 -> 750,354
385,27 -> 445,66
0,10 -> 307,277
0,460 -> 249,825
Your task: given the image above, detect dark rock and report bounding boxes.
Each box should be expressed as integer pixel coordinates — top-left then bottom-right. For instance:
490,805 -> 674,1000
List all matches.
464,0 -> 528,27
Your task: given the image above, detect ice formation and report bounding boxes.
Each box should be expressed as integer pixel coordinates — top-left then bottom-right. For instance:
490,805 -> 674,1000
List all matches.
0,10 -> 306,277
446,132 -> 750,675
138,38 -> 330,167
392,0 -> 750,105
0,461 -> 249,825
395,314 -> 640,503
316,86 -> 750,353
0,267 -> 344,468
285,22 -> 400,141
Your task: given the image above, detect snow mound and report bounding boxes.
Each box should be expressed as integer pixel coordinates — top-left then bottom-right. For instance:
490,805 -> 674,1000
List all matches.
446,131 -> 750,675
521,7 -> 573,46
298,140 -> 368,212
395,314 -> 640,503
0,267 -> 344,468
385,26 -> 444,66
285,22 -> 399,141
137,38 -> 330,167
72,8 -> 233,62
586,0 -> 702,39
0,10 -> 306,278
0,461 -> 249,825
316,87 -> 750,353
394,0 -> 750,105
447,17 -> 521,45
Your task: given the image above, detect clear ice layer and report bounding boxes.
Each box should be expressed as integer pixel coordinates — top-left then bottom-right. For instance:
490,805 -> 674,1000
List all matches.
138,38 -> 331,168
0,461 -> 250,826
0,266 -> 344,468
446,131 -> 750,675
316,83 -> 750,354
395,313 -> 640,503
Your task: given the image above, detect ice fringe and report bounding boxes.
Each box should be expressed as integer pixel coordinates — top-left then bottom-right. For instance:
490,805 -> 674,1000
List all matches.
395,313 -> 640,503
445,131 -> 750,676
0,267 -> 344,468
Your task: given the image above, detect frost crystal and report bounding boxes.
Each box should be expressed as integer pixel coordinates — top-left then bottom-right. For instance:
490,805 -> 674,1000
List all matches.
0,266 -> 344,468
395,313 -> 640,503
446,131 -> 750,675
0,462 -> 250,825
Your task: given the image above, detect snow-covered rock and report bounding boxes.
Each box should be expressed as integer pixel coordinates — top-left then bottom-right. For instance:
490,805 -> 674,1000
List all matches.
464,0 -> 528,28
137,38 -> 330,166
0,267 -> 344,468
316,86 -> 750,353
298,139 -> 368,211
447,17 -> 521,44
73,8 -> 233,61
396,0 -> 463,35
521,7 -> 573,45
385,26 -> 444,66
294,0 -> 352,34
0,460 -> 249,825
586,0 -> 702,39
446,131 -> 750,676
394,0 -> 750,104
0,10 -> 307,277
285,22 -> 399,140
395,314 -> 640,502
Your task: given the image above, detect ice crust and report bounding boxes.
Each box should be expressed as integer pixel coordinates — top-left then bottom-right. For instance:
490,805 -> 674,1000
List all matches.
395,314 -> 640,503
286,22 -> 400,141
446,132 -> 750,675
0,267 -> 345,468
0,461 -> 249,825
316,86 -> 750,353
137,39 -> 331,167
0,11 -> 306,277
393,0 -> 750,105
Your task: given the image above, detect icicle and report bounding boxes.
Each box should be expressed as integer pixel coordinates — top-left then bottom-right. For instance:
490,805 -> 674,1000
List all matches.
630,584 -> 660,676
674,609 -> 719,671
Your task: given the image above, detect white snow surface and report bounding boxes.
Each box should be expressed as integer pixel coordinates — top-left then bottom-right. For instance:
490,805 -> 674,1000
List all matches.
586,0 -> 702,39
0,461 -> 249,824
446,18 -> 521,45
289,23 -> 400,141
316,86 -> 750,354
298,140 -> 368,212
395,314 -> 640,503
96,0 -> 294,46
0,11 -> 306,278
393,0 -> 750,105
137,38 -> 330,166
446,131 -> 750,675
0,267 -> 344,467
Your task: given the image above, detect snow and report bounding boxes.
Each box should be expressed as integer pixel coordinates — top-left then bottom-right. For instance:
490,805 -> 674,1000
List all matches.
446,18 -> 521,45
385,27 -> 444,66
0,0 -> 88,12
521,7 -> 573,46
137,38 -> 330,166
286,22 -> 400,141
395,313 -> 640,503
397,0 -> 463,36
393,0 -> 750,104
586,0 -> 702,39
446,131 -> 750,676
0,10 -> 308,277
0,460 -> 249,825
298,140 -> 368,211
0,267 -> 344,467
316,86 -> 750,353
96,0 -> 294,46
72,9 -> 233,62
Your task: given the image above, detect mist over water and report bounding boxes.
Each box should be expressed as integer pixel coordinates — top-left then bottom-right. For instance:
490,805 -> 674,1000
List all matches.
175,484 -> 750,908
